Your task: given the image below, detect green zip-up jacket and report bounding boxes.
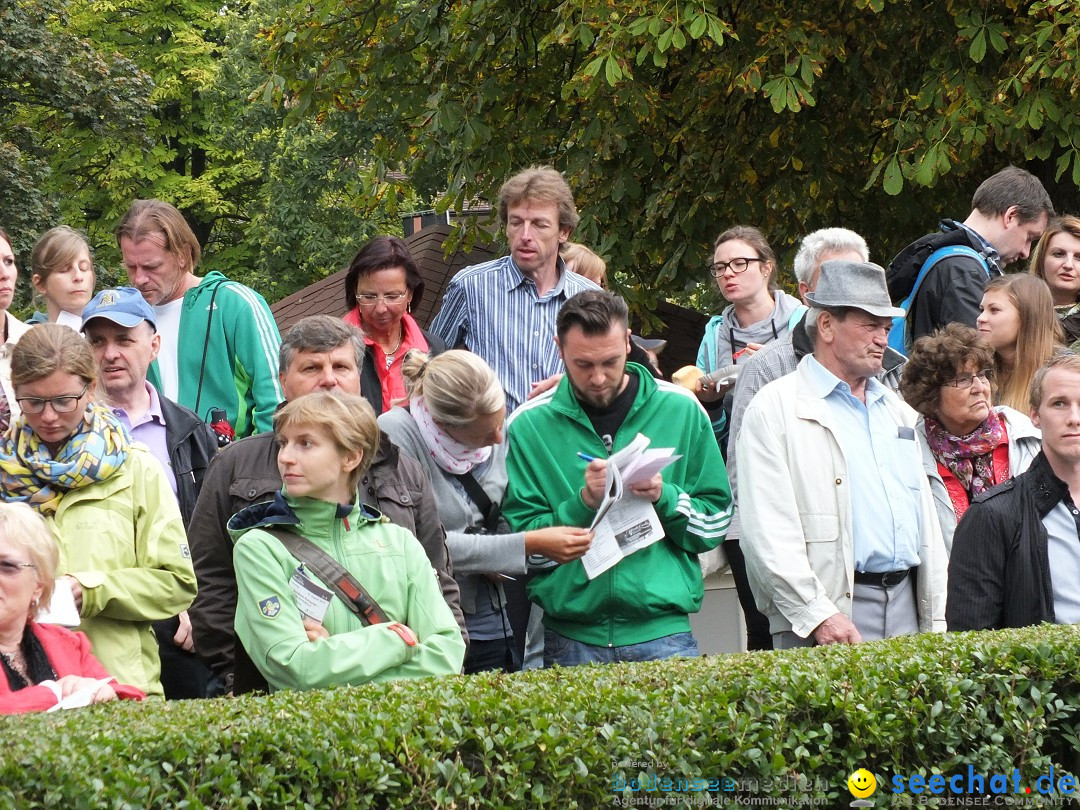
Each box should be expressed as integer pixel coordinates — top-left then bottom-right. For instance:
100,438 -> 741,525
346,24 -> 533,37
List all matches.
503,362 -> 733,647
231,493 -> 464,691
147,271 -> 283,437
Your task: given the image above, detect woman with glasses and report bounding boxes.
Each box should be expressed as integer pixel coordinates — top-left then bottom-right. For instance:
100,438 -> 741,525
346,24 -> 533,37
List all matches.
977,274 -> 1062,413
900,324 -> 1042,553
695,226 -> 801,425
0,502 -> 145,714
0,324 -> 196,696
342,236 -> 446,413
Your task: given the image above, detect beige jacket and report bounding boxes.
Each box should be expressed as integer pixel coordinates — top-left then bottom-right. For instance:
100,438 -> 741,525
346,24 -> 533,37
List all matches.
737,358 -> 947,639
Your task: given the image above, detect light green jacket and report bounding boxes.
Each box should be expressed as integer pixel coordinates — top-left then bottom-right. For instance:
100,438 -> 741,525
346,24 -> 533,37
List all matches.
53,445 -> 197,696
231,494 -> 465,692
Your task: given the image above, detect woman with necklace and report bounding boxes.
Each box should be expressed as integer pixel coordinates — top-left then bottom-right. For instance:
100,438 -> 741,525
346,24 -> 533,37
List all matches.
342,236 -> 446,413
0,502 -> 144,714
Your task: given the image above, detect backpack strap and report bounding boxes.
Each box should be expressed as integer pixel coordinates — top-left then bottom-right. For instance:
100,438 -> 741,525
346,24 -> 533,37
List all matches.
787,304 -> 808,332
453,471 -> 502,533
262,528 -> 389,626
888,245 -> 989,355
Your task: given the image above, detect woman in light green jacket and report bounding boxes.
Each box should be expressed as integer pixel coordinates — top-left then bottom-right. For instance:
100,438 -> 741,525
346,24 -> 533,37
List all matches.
0,324 -> 196,696
231,391 -> 464,692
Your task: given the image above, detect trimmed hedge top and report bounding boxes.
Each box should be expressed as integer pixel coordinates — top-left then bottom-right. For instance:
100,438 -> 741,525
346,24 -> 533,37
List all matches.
3,625 -> 1079,808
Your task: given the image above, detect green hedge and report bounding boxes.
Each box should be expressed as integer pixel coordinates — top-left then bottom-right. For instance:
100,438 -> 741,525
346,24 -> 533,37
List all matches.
3,626 -> 1079,809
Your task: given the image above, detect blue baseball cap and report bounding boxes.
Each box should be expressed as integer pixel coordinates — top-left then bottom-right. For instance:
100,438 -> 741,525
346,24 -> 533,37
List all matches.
81,287 -> 157,331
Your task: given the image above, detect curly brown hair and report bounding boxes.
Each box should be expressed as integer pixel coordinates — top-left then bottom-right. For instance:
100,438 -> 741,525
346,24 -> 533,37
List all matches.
899,323 -> 995,418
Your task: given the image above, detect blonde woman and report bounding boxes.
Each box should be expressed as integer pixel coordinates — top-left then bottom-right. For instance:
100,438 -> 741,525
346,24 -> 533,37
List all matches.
378,350 -> 591,673
977,274 -> 1062,412
29,226 -> 96,328
561,242 -> 607,287
231,391 -> 465,691
0,502 -> 145,714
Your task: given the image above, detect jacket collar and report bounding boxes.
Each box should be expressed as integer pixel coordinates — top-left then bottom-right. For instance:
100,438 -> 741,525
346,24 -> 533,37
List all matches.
546,361 -> 655,427
1024,451 -> 1071,519
227,490 -> 383,539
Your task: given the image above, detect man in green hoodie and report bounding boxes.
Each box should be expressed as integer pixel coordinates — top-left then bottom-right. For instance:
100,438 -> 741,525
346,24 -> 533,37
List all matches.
503,290 -> 732,667
116,199 -> 283,438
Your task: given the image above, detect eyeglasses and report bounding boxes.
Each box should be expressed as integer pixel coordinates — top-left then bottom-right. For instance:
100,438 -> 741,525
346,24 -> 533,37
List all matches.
16,384 -> 89,414
711,257 -> 763,278
0,560 -> 37,577
943,369 -> 995,389
356,293 -> 409,307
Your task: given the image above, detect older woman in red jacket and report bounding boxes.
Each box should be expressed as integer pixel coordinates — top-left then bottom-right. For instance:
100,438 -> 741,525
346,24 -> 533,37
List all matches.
0,502 -> 144,714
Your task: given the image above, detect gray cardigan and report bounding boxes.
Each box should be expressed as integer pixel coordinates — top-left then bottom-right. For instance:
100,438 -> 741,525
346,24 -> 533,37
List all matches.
378,408 -> 527,615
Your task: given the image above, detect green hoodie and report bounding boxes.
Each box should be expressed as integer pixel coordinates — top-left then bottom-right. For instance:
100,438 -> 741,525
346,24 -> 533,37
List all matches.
147,271 -> 283,437
231,493 -> 465,691
503,363 -> 733,648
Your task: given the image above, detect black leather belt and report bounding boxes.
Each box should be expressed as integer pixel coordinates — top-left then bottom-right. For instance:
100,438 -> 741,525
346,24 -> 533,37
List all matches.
854,568 -> 913,588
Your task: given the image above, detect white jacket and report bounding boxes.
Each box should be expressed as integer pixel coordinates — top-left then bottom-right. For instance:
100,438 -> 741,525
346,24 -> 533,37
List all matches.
737,357 -> 947,639
916,406 -> 1041,556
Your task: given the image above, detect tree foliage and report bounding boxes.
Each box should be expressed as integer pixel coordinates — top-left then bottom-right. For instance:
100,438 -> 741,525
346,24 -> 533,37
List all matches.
2,0 -> 405,306
260,0 -> 1080,306
0,0 -> 152,255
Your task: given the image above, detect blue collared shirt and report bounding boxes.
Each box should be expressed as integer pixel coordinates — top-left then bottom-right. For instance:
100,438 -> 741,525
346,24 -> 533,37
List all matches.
803,355 -> 922,573
1042,499 -> 1080,625
111,382 -> 177,496
429,255 -> 600,412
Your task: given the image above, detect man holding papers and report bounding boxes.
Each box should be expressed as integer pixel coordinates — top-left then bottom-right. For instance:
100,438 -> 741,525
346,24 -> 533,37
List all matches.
504,290 -> 732,667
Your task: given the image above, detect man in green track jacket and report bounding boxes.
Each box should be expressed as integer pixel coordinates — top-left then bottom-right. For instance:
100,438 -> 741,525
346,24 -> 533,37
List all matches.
503,290 -> 732,667
116,199 -> 283,438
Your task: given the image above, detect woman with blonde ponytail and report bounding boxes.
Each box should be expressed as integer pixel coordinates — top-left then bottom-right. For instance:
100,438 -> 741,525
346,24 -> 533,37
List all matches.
379,349 -> 592,674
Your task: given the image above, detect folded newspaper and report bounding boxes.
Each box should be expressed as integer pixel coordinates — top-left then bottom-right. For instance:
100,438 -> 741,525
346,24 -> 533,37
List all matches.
581,433 -> 681,580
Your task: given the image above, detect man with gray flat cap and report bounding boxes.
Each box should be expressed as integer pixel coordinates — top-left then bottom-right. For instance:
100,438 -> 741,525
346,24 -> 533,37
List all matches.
737,260 -> 947,648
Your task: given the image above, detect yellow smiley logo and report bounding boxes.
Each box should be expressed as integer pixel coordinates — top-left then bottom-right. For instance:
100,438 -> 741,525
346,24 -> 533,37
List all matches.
847,768 -> 877,798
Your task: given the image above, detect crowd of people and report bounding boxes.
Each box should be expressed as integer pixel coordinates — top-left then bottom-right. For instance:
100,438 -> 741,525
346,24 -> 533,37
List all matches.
0,161 -> 1077,714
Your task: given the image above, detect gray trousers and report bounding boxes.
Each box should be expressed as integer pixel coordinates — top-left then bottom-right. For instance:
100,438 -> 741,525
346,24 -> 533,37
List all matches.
772,576 -> 918,649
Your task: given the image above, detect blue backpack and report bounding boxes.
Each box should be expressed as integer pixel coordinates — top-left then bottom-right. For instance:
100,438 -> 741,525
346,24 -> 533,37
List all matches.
887,245 -> 990,356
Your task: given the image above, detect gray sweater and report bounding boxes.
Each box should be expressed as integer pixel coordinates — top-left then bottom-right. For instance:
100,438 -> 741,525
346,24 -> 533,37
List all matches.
378,408 -> 527,615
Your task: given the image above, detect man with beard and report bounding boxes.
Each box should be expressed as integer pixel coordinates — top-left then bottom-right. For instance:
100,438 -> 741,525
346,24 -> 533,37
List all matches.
503,290 -> 732,667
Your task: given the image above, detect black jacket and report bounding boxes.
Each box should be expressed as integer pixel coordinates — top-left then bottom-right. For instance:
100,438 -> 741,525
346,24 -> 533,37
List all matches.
360,328 -> 446,413
888,219 -> 1002,344
159,396 -> 218,528
947,451 -> 1064,631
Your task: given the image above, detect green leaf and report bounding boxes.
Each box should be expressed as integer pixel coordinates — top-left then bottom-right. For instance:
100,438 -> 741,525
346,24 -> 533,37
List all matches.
604,55 -> 622,86
883,156 -> 904,195
688,13 -> 707,40
969,30 -> 987,63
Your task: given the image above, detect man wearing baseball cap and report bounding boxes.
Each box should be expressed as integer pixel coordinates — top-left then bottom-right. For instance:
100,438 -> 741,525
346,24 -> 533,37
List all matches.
736,261 -> 947,648
82,287 -> 218,698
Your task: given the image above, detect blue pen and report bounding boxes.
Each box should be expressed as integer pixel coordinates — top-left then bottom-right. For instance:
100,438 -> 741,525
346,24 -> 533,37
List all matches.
577,452 -> 597,462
